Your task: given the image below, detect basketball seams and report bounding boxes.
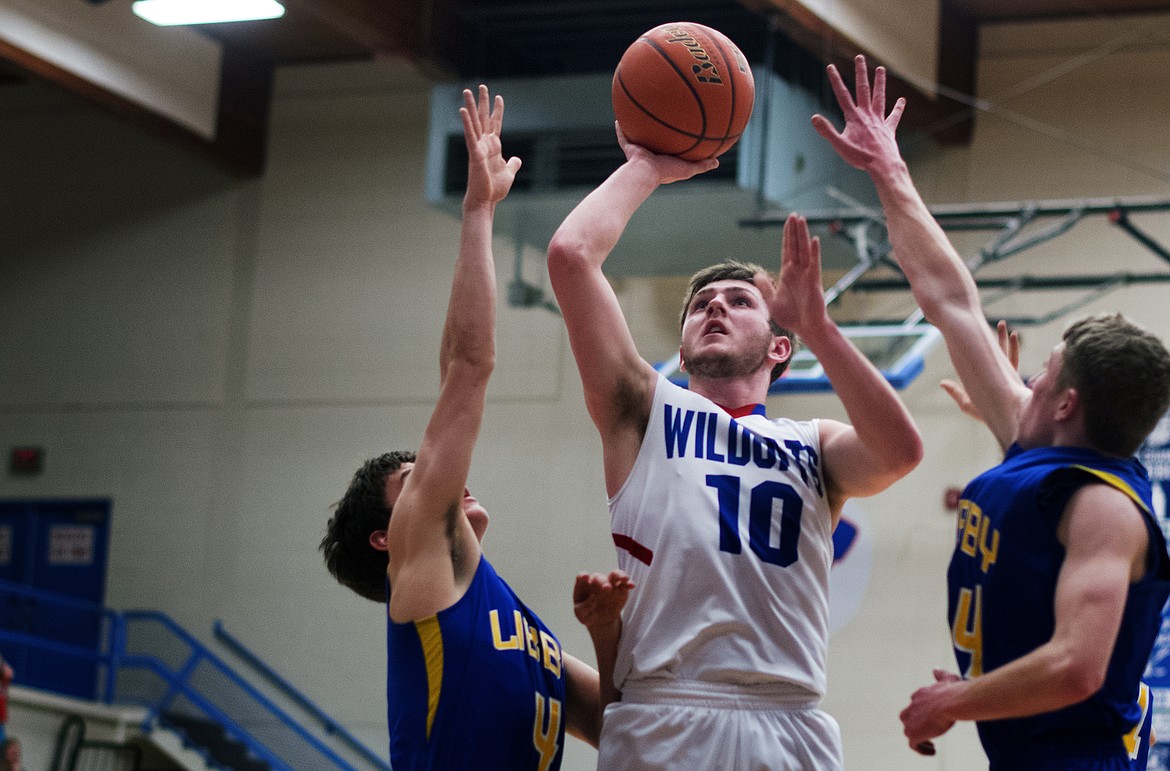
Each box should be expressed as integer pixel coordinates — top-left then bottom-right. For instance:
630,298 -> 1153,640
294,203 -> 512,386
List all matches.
705,32 -> 736,142
642,36 -> 707,156
615,68 -> 707,145
704,30 -> 741,155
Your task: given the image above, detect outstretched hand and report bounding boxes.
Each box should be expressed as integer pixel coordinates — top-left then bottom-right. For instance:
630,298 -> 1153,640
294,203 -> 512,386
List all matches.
573,570 -> 634,630
811,55 -> 905,173
753,213 -> 827,338
461,85 -> 522,208
941,320 -> 1020,421
615,122 -> 719,185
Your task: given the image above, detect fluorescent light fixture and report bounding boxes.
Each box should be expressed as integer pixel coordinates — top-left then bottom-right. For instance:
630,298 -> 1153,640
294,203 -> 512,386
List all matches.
132,0 -> 285,25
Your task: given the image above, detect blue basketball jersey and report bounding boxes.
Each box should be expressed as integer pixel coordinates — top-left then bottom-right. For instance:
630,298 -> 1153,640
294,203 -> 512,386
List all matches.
947,444 -> 1170,770
1127,681 -> 1153,770
386,556 -> 567,770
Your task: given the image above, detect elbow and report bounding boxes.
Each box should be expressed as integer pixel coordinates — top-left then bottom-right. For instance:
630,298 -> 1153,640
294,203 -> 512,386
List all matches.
901,433 -> 926,474
880,430 -> 925,485
917,288 -> 983,332
915,296 -> 947,326
471,353 -> 496,379
547,233 -> 592,287
1052,652 -> 1107,706
442,348 -> 495,381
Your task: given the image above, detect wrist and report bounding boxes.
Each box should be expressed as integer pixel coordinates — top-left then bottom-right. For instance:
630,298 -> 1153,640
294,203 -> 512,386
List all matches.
940,680 -> 968,722
868,153 -> 911,185
622,155 -> 666,187
586,619 -> 622,639
462,198 -> 497,216
787,314 -> 836,349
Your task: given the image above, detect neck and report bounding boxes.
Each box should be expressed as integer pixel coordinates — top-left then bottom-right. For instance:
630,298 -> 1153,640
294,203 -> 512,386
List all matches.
1018,416 -> 1091,453
688,373 -> 771,411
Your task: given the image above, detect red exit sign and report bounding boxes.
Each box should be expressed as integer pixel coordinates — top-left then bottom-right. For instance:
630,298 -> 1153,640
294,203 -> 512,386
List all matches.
9,446 -> 45,476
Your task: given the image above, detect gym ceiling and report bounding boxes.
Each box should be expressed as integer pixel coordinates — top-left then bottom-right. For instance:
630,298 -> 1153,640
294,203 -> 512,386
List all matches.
1,0 -> 1168,175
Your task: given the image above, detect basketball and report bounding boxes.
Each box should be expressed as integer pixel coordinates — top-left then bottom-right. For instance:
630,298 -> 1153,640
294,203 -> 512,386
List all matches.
612,22 -> 755,161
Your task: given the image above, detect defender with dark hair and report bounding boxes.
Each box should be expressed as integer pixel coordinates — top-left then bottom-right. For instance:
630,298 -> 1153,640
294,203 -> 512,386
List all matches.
813,56 -> 1170,769
320,87 -> 630,771
322,451 -> 416,602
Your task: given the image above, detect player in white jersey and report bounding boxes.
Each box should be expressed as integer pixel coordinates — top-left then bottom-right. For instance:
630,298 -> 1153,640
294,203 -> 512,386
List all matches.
613,384 -> 833,694
548,128 -> 924,768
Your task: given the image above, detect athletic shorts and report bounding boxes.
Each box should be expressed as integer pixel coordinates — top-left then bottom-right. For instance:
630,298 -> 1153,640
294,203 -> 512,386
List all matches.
597,680 -> 843,771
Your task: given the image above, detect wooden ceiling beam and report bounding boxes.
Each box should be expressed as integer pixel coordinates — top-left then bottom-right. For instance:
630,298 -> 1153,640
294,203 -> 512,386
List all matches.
0,37 -> 272,177
280,0 -> 431,58
733,0 -> 979,144
934,0 -> 978,144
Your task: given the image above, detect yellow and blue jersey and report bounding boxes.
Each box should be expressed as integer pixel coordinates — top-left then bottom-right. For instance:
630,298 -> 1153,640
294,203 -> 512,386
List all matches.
387,556 -> 566,770
948,444 -> 1170,770
1126,681 -> 1153,770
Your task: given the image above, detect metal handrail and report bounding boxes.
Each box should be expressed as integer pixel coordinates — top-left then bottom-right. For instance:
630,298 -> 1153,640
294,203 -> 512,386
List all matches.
213,620 -> 390,770
120,648 -> 290,771
0,579 -> 372,770
120,610 -> 357,770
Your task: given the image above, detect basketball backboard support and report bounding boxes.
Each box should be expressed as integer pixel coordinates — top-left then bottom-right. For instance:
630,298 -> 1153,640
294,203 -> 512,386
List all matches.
741,194 -> 1170,329
654,323 -> 942,394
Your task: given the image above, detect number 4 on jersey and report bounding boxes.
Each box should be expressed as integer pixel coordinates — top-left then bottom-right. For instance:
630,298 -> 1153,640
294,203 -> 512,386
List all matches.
952,585 -> 984,678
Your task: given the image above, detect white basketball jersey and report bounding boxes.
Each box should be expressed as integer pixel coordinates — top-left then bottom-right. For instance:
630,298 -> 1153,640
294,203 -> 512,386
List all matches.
610,375 -> 833,697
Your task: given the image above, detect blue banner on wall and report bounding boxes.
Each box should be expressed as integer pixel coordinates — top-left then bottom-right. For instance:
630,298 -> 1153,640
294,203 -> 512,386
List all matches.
1139,413 -> 1170,770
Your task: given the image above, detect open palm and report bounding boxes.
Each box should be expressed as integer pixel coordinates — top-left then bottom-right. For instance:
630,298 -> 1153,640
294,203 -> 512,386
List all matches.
810,56 -> 905,172
573,570 -> 634,629
461,85 -> 522,207
755,213 -> 827,337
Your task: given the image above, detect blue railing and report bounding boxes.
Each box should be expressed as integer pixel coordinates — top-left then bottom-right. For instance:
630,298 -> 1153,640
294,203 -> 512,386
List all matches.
0,579 -> 387,770
213,621 -> 389,770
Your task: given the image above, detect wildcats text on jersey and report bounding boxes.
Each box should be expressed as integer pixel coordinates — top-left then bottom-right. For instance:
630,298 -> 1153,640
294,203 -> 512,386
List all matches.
662,404 -> 823,496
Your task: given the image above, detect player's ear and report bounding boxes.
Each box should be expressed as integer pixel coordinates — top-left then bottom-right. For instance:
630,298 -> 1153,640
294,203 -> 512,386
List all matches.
678,348 -> 688,374
369,530 -> 389,552
770,335 -> 792,365
1054,387 -> 1079,422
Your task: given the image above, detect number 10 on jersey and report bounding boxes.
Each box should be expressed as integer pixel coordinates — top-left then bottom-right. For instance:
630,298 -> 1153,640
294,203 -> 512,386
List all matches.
707,474 -> 803,567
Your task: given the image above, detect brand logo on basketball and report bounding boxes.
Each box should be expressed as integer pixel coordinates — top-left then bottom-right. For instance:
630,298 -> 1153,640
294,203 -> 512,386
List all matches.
662,25 -> 723,85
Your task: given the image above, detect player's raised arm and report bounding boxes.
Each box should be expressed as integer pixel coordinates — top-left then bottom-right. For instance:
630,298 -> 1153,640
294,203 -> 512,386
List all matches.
386,86 -> 520,619
547,127 -> 716,495
812,56 -> 1029,451
756,214 -> 922,512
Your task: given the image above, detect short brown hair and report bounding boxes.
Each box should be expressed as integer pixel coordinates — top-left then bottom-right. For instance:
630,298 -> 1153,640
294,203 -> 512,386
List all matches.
321,450 -> 416,602
1057,313 -> 1170,457
680,260 -> 796,383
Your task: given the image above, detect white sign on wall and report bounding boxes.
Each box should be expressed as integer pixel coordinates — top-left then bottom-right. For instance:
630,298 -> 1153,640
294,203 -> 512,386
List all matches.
47,524 -> 95,566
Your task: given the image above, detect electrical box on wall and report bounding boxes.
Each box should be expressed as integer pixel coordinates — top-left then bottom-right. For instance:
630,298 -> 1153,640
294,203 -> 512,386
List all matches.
424,70 -> 873,277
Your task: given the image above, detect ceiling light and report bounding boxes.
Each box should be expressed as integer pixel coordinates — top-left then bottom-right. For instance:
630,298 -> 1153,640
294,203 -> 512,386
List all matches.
132,0 -> 285,25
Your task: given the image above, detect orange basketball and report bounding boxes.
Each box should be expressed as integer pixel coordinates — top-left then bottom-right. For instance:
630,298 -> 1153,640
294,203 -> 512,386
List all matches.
612,22 -> 755,161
